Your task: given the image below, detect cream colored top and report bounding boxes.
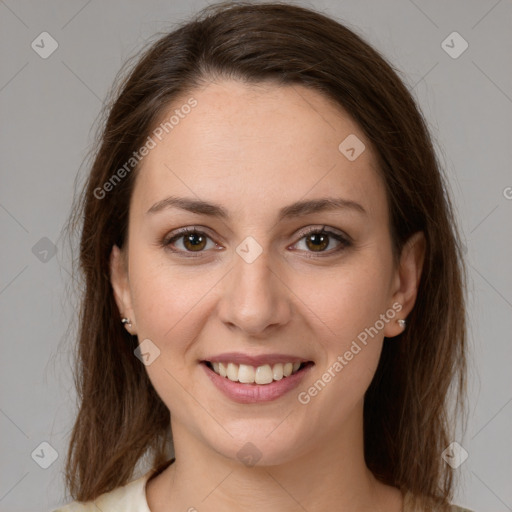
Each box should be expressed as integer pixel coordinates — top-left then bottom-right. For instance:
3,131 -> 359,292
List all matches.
52,471 -> 474,512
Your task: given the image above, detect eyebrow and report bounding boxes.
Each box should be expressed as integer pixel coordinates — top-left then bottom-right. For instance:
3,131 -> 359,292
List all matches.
146,195 -> 367,220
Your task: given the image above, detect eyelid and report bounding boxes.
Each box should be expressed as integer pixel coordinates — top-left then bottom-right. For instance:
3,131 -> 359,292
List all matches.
162,225 -> 351,257
162,226 -> 220,256
288,226 -> 351,256
294,224 -> 352,242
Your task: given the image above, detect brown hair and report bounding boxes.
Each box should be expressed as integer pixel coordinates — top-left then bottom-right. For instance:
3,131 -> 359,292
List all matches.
63,1 -> 467,509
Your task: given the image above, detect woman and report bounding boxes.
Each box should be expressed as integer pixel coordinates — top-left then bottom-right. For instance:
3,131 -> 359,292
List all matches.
55,2 -> 472,511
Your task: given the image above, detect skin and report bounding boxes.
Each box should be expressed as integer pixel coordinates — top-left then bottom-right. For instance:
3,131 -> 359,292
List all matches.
110,79 -> 425,512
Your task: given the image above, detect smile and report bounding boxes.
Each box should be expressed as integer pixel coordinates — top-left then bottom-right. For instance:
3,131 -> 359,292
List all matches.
206,361 -> 307,384
201,359 -> 314,404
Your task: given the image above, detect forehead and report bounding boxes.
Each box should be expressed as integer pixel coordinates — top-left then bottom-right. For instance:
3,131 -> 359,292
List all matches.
130,80 -> 386,222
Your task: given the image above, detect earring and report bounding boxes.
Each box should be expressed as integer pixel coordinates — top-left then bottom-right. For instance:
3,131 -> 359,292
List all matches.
121,317 -> 132,327
397,318 -> 407,329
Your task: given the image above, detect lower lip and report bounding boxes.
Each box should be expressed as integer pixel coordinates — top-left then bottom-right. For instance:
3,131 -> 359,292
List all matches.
201,362 -> 313,404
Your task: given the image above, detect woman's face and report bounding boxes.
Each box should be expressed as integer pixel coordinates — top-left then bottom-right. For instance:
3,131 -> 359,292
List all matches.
110,79 -> 424,466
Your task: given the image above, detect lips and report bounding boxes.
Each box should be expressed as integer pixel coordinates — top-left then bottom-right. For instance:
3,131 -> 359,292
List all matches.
200,353 -> 314,403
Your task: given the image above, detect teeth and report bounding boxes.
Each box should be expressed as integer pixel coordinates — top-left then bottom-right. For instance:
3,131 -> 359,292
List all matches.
273,363 -> 283,380
283,362 -> 293,377
238,364 -> 255,383
255,364 -> 273,384
227,362 -> 238,382
209,361 -> 305,384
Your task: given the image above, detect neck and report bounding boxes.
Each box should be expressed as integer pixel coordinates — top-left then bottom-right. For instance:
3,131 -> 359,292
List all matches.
146,402 -> 402,512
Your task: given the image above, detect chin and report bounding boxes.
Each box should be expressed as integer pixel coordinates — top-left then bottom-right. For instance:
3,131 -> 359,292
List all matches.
202,419 -> 313,468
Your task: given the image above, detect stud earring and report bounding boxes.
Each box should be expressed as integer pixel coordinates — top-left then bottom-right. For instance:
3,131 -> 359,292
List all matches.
121,317 -> 132,327
397,318 -> 407,329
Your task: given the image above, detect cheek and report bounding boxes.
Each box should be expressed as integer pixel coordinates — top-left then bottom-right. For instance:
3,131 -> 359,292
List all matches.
129,249 -> 214,342
293,260 -> 389,426
127,254 -> 211,418
290,252 -> 393,347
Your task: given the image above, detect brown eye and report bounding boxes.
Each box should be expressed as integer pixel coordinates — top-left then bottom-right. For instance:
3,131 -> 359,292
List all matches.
163,226 -> 350,259
305,232 -> 330,252
293,227 -> 351,256
163,228 -> 217,256
182,231 -> 207,251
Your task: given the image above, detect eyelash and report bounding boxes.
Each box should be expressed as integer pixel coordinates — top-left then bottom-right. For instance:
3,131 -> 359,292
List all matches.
161,226 -> 352,259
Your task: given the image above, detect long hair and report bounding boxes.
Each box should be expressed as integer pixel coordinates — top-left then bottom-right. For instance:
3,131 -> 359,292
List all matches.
63,2 -> 467,508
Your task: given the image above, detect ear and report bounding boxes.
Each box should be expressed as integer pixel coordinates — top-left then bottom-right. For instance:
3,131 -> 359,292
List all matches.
384,231 -> 426,338
110,244 -> 136,334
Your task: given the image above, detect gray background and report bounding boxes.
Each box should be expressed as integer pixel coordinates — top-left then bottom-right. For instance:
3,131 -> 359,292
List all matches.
1,1 -> 511,511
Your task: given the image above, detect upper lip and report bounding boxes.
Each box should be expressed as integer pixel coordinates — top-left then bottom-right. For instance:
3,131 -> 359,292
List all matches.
202,352 -> 313,367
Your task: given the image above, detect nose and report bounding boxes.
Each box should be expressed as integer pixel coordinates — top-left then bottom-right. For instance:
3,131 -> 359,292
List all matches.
217,244 -> 292,337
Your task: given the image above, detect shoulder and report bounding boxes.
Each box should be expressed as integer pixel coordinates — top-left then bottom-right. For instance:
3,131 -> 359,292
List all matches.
51,471 -> 152,512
